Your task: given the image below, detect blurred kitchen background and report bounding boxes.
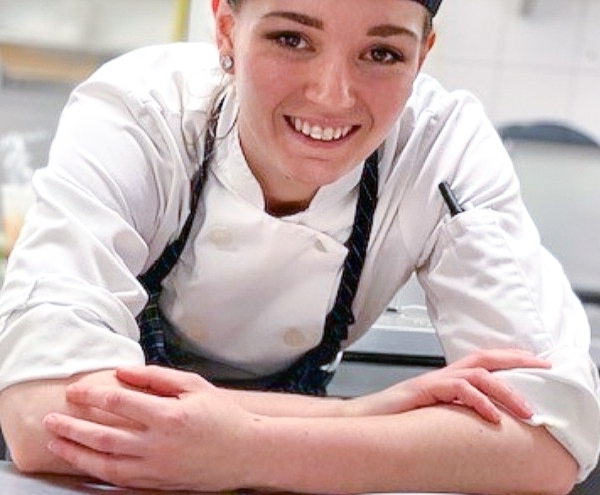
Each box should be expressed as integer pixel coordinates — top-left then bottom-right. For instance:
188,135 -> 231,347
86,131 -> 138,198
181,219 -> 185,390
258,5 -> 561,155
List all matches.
1,0 -> 600,386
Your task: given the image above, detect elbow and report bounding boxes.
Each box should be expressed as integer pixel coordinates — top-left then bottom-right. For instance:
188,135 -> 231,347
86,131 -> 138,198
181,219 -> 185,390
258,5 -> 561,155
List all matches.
0,384 -> 74,475
2,413 -> 76,476
0,372 -> 120,476
497,421 -> 580,495
1,410 -> 52,474
517,445 -> 579,495
547,461 -> 578,495
503,468 -> 576,495
539,436 -> 581,495
9,446 -> 47,475
541,472 -> 577,495
525,475 -> 576,495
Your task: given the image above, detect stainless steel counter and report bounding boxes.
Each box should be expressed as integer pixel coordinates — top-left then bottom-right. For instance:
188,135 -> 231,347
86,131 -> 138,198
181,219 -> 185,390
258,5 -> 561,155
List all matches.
328,306 -> 444,397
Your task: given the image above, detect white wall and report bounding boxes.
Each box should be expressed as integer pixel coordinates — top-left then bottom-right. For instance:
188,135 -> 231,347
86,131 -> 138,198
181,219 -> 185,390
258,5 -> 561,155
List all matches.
425,0 -> 600,141
189,0 -> 215,44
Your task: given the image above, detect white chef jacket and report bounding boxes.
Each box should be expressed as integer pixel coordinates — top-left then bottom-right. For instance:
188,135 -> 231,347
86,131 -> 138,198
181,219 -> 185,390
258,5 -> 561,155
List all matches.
0,42 -> 598,480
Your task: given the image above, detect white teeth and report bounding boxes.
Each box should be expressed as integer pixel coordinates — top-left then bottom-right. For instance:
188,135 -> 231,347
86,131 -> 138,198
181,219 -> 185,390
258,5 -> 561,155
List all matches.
302,121 -> 311,135
310,125 -> 323,140
291,117 -> 353,142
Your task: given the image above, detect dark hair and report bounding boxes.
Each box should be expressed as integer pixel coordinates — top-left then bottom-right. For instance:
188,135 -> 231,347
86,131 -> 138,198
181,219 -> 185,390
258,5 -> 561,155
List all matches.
422,12 -> 433,40
226,0 -> 433,41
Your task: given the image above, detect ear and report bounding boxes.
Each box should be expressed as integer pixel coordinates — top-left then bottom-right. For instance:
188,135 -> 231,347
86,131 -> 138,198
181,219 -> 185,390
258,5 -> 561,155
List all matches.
213,0 -> 235,53
417,31 -> 436,71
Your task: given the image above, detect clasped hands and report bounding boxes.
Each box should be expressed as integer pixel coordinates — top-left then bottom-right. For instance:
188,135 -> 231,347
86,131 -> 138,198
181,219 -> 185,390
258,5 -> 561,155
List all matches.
42,348 -> 551,491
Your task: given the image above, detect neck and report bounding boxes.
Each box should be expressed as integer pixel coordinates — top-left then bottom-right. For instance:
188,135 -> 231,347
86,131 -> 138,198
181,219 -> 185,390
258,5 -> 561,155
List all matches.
251,165 -> 319,217
264,196 -> 313,217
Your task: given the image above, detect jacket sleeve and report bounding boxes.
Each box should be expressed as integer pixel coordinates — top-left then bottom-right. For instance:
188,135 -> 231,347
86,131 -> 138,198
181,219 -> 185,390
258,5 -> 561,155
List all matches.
0,45 -> 210,392
407,85 -> 600,481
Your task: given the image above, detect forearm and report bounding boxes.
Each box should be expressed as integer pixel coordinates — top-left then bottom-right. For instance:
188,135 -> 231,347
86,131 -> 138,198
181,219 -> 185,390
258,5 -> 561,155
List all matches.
242,404 -> 578,495
221,388 -> 351,417
31,363 -> 579,494
220,348 -> 554,421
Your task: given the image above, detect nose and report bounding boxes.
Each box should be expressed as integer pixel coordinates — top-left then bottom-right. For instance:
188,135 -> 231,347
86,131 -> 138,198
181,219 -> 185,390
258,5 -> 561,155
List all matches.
304,56 -> 356,110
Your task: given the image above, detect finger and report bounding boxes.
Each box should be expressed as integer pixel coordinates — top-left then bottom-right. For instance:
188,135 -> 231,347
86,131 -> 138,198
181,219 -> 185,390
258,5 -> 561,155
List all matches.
44,413 -> 145,457
440,382 -> 502,424
65,383 -> 174,424
454,369 -> 534,419
116,365 -> 209,397
46,436 -> 144,488
489,348 -> 551,368
449,348 -> 551,372
68,403 -> 143,430
455,348 -> 546,369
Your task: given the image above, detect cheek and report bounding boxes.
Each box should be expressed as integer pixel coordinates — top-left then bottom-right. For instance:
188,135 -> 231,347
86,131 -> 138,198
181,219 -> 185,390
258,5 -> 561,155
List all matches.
237,56 -> 292,106
369,84 -> 411,133
370,78 -> 414,126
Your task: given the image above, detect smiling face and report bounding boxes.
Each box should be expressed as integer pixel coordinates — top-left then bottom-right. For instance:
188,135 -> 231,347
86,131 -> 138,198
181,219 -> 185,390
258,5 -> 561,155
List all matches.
215,0 -> 435,214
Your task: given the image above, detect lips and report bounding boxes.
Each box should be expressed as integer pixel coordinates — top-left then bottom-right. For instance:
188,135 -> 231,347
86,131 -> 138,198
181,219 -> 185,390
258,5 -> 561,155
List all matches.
288,116 -> 355,142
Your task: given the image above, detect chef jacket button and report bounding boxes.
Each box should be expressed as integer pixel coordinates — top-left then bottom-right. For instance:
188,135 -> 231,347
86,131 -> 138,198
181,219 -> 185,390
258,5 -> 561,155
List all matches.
209,225 -> 233,247
314,238 -> 327,252
283,328 -> 307,348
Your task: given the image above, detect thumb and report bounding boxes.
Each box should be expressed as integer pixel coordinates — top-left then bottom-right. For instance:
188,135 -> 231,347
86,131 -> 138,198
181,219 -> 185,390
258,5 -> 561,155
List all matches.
116,365 -> 206,396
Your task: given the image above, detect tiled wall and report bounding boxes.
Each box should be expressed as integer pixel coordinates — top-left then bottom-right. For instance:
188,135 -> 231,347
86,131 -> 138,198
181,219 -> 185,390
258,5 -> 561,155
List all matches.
425,0 -> 600,141
190,0 -> 600,141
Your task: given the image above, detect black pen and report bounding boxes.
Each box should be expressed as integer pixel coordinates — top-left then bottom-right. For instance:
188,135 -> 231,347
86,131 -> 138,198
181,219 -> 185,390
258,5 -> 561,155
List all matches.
438,181 -> 464,217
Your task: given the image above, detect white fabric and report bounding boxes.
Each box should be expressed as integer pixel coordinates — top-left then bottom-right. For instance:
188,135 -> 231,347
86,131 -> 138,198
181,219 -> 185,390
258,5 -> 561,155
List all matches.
0,42 -> 598,480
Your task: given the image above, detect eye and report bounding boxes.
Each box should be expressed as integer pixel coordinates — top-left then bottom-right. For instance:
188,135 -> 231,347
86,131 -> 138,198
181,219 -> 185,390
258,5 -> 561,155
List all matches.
266,31 -> 310,51
365,46 -> 404,65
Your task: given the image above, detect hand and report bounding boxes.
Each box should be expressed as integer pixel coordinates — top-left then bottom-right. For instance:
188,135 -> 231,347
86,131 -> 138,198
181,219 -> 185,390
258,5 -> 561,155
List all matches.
43,366 -> 257,491
347,348 -> 551,423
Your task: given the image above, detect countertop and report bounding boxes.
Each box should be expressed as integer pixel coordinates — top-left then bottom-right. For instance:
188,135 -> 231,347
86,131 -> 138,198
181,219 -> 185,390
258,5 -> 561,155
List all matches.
0,462 -> 462,495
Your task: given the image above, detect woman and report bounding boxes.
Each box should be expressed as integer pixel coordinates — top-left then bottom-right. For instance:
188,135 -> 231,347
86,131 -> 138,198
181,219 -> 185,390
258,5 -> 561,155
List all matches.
0,0 -> 598,493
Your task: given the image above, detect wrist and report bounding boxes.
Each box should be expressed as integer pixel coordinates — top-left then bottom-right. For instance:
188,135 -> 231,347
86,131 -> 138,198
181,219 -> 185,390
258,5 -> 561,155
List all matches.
342,388 -> 414,417
237,414 -> 279,490
239,414 -> 326,492
332,395 -> 371,417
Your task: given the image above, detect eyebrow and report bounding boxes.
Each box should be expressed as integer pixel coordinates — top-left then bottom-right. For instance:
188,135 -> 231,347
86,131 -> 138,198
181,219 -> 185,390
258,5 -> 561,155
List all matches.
262,11 -> 324,30
367,24 -> 419,41
261,12 -> 418,41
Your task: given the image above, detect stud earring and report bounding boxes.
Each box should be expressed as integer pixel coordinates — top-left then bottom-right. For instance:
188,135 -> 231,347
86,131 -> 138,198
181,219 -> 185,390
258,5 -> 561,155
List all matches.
220,54 -> 234,72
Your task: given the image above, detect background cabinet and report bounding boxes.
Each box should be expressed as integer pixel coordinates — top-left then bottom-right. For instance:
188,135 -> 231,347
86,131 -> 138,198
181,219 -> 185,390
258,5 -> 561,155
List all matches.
0,0 -> 191,83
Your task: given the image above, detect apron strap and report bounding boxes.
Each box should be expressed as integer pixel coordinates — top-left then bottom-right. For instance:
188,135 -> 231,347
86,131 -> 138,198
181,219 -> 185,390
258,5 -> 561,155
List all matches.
137,100 -> 221,364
